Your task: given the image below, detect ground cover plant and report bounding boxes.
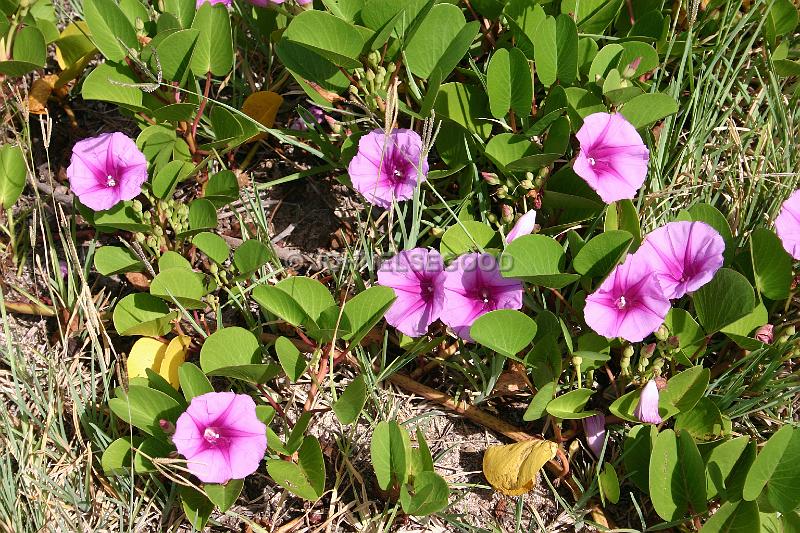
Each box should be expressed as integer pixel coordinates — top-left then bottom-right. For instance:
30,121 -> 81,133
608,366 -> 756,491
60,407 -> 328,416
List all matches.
1,0 -> 799,530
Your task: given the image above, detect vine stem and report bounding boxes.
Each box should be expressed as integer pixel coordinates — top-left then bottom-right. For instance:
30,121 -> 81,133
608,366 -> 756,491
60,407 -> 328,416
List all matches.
190,72 -> 213,148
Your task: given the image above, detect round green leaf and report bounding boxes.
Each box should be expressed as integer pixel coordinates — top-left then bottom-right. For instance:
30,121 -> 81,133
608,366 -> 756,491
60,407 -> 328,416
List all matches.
83,0 -> 138,61
500,234 -> 579,288
743,425 -> 800,512
333,375 -> 367,425
750,228 -> 792,300
440,220 -> 497,260
112,293 -> 176,337
192,232 -> 230,264
190,2 -> 233,75
470,309 -> 537,358
108,385 -> 183,437
648,429 -> 707,521
693,268 -> 755,334
266,436 -> 326,500
620,92 -> 679,129
178,362 -> 213,401
199,326 -> 261,373
573,230 -> 633,277
546,388 -> 596,419
94,246 -> 144,276
0,144 -> 27,209
233,239 -> 271,275
149,267 -> 207,309
282,10 -> 365,69
152,160 -> 194,199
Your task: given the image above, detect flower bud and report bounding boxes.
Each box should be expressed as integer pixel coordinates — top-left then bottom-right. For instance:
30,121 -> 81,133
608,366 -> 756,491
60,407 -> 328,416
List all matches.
159,419 -> 175,434
583,414 -> 606,457
654,324 -> 669,341
755,324 -> 774,344
634,380 -> 662,424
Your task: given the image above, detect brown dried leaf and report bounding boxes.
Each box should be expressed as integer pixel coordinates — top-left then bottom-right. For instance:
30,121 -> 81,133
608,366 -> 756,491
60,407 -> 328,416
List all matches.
28,75 -> 58,115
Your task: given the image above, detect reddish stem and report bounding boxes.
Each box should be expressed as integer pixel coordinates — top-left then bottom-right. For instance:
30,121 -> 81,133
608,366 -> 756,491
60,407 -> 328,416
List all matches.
190,72 -> 213,147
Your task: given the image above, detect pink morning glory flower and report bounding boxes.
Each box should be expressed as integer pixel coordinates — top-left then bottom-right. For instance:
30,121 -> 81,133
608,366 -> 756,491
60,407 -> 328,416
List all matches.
377,248 -> 446,337
290,106 -> 325,131
441,253 -> 524,341
637,221 -> 725,299
197,0 -> 230,6
583,413 -> 606,457
573,112 -> 649,204
634,380 -> 662,424
505,210 -> 537,243
584,254 -> 671,343
173,392 -> 267,484
347,129 -> 429,209
775,189 -> 800,259
66,132 -> 148,212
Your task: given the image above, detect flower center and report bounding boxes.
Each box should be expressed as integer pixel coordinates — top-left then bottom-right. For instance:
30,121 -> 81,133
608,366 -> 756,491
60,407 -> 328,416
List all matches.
203,427 -> 222,445
106,175 -> 116,187
393,168 -> 403,178
615,295 -> 628,310
588,157 -> 596,166
479,288 -> 491,304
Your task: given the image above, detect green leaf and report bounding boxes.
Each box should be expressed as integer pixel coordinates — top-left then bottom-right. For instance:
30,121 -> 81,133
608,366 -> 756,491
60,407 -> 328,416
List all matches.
83,0 -> 138,62
152,159 -> 194,199
604,200 -> 641,250
206,364 -> 281,384
233,239 -> 271,275
92,202 -> 150,232
684,203 -> 735,253
108,385 -> 183,437
561,0 -> 623,34
704,436 -> 750,500
333,375 -> 367,425
525,335 -> 562,388
185,198 -> 218,235
149,267 -> 207,309
573,230 -> 632,278
617,41 -> 659,78
487,48 -> 533,119
663,308 -> 706,362
400,471 -> 450,516
204,170 -> 239,207
82,62 -> 144,110
253,285 -> 308,327
152,28 -> 198,83
434,83 -> 493,139
341,285 -> 396,345
674,397 -> 725,442
101,436 -> 142,474
282,9 -> 365,69
158,251 -> 191,272
743,425 -> 800,512
693,268 -> 756,334
624,424 -> 657,492
660,365 -> 710,415
276,277 -> 336,325
589,43 -> 624,80
751,228 -> 792,300
564,87 -> 606,127
94,246 -> 144,276
405,3 -> 468,78
371,421 -> 411,491
113,293 -> 176,337
598,464 -> 620,505
133,437 -> 173,473
533,15 -> 577,87
11,25 -> 46,67
205,479 -> 243,513
523,381 -> 556,421
648,429 -> 707,521
470,310 -> 537,358
765,0 -> 798,45
439,220 -> 497,260
180,486 -> 213,531
546,388 -> 596,419
200,326 -> 262,373
178,362 -> 213,401
266,436 -> 326,500
500,234 -> 579,289
192,232 -> 230,264
701,500 -> 760,533
275,336 -> 306,383
0,144 -> 27,209
190,3 -> 233,75
620,93 -> 679,129
164,0 -> 195,28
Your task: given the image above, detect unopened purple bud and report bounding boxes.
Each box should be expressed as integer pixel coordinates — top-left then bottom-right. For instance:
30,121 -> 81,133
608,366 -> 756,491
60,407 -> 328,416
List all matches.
755,324 -> 774,344
159,419 -> 175,434
582,413 -> 606,457
634,380 -> 662,424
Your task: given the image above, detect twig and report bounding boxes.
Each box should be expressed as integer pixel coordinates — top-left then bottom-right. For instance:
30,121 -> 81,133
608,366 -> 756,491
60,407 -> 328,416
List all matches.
190,72 -> 213,148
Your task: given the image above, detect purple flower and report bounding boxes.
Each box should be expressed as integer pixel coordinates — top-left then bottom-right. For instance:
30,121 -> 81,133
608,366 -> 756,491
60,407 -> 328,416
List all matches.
66,132 -> 148,211
290,106 -> 325,131
584,254 -> 671,342
637,221 -> 725,299
755,324 -> 774,344
775,189 -> 800,260
173,392 -> 267,484
573,112 -> 649,204
347,129 -> 429,208
197,0 -> 230,6
441,253 -> 524,341
634,380 -> 662,424
505,210 -> 537,243
583,414 -> 606,457
377,248 -> 446,337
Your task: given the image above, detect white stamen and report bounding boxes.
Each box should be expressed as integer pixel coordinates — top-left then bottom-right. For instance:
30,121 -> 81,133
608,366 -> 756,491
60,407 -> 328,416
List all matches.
588,157 -> 596,166
203,427 -> 221,444
393,169 -> 402,177
106,175 -> 116,187
616,295 -> 627,309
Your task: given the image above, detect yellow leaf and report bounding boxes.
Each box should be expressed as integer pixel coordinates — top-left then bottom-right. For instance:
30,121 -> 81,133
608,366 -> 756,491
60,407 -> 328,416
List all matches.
160,335 -> 190,389
54,22 -> 97,87
127,338 -> 168,382
28,75 -> 57,115
241,91 -> 283,141
482,438 -> 558,496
